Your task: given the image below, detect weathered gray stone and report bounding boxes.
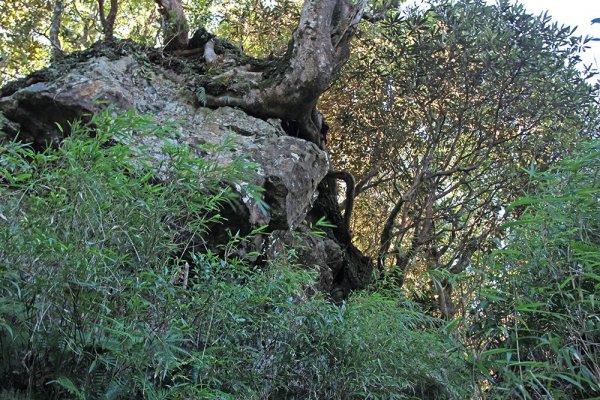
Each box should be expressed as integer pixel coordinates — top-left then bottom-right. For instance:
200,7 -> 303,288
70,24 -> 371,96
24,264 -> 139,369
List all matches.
0,55 -> 329,232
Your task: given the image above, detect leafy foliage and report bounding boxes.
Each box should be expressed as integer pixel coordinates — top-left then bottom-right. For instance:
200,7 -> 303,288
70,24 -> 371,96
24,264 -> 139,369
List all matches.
469,140 -> 600,398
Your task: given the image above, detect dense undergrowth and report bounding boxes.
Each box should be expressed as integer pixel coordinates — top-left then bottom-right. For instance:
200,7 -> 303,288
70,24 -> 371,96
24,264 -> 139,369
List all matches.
468,140 -> 600,399
0,112 -> 472,399
1,110 -> 597,399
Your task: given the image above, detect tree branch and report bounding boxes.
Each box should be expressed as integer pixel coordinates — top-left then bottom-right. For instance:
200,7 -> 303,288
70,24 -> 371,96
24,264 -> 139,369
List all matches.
377,196 -> 404,271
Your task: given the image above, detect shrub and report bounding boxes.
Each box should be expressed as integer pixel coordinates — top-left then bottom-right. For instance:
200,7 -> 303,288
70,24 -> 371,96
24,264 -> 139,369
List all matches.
470,140 -> 600,399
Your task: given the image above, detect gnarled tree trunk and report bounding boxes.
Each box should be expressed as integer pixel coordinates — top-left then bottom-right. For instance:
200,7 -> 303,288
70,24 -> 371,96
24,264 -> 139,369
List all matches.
151,0 -> 398,293
158,0 -> 369,148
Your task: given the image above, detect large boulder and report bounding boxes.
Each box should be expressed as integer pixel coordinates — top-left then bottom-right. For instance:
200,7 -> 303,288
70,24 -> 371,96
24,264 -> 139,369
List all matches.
0,43 -> 372,294
0,54 -> 328,231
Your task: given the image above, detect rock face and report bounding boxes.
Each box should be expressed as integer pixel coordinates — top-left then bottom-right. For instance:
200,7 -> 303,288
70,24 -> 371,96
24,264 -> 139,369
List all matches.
0,43 -> 372,296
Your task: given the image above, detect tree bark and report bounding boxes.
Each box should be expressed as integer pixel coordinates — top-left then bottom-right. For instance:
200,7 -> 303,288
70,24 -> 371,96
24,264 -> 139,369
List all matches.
309,174 -> 373,293
155,0 -> 189,51
49,0 -> 64,60
98,0 -> 119,40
